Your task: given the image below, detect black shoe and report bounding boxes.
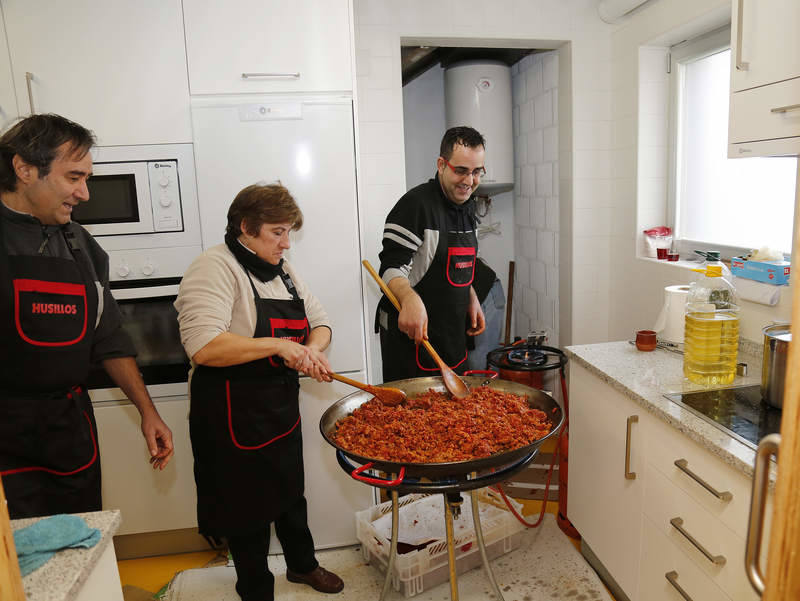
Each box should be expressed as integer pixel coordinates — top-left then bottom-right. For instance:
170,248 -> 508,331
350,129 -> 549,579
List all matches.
286,566 -> 344,594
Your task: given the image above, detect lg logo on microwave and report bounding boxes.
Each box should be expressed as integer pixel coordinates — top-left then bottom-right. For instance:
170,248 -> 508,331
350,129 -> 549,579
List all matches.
153,163 -> 174,169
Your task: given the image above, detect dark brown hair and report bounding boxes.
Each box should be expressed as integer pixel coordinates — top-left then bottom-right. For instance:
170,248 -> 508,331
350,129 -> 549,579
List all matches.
226,183 -> 304,237
439,126 -> 486,160
0,114 -> 96,193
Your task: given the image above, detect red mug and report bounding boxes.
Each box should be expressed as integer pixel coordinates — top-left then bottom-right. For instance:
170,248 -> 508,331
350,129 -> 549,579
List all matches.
635,330 -> 657,351
667,253 -> 679,261
657,248 -> 668,260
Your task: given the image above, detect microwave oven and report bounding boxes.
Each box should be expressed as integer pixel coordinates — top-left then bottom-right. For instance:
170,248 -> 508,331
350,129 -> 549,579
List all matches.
73,143 -> 202,254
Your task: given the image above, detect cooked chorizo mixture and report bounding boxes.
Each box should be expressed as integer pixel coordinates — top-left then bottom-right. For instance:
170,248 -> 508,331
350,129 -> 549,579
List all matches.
331,386 -> 553,463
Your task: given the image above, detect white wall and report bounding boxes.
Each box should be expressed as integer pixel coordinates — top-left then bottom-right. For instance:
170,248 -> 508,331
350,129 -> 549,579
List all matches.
354,0 -> 611,382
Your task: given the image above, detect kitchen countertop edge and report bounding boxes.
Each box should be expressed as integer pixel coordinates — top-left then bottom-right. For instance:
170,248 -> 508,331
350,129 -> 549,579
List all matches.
564,342 -> 773,484
11,509 -> 122,601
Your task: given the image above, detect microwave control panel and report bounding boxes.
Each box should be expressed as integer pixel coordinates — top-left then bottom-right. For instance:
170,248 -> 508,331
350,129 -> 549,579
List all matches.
148,160 -> 183,232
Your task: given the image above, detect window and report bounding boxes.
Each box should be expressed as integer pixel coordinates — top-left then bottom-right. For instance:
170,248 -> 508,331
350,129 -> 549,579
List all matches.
668,28 -> 797,259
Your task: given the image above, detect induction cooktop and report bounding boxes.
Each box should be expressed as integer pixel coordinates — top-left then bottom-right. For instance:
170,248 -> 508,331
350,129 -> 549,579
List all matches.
663,384 -> 782,451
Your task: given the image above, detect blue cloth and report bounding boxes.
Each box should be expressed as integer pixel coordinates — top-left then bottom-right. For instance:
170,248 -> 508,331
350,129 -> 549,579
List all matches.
13,514 -> 101,576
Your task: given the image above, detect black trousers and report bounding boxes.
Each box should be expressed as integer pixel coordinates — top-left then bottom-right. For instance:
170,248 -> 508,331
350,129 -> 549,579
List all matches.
227,496 -> 318,601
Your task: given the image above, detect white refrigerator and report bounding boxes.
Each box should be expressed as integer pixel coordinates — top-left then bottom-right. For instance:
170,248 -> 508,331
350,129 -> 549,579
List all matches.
190,95 -> 372,549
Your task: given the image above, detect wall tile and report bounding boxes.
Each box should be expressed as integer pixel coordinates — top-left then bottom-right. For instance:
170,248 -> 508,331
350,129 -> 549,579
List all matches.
521,226 -> 537,258
528,129 -> 543,164
573,149 -> 612,180
546,195 -> 559,231
359,120 -> 404,155
573,90 -> 612,122
537,229 -> 555,264
532,195 -> 546,228
526,60 -> 543,99
521,164 -> 536,197
543,126 -> 559,160
534,91 -> 553,128
515,132 -> 528,166
546,264 -> 559,298
514,193 -> 531,227
536,163 -> 553,196
364,56 -> 397,90
543,52 -> 559,90
531,260 -> 546,294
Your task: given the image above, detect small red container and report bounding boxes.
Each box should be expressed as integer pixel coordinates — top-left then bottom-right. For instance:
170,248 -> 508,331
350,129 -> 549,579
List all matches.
667,253 -> 679,262
657,248 -> 668,260
635,329 -> 657,351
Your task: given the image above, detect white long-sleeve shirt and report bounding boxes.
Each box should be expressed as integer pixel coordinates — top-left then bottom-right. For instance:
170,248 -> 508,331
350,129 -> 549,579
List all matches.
174,243 -> 330,360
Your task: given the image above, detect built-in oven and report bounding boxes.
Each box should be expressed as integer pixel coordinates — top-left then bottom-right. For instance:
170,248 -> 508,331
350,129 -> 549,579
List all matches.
86,277 -> 190,402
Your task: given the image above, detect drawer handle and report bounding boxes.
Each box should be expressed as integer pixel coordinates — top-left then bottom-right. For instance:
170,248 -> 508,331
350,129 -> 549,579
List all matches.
625,415 -> 638,480
770,103 -> 800,114
734,0 -> 749,71
241,72 -> 301,79
745,433 -> 780,596
674,459 -> 733,501
665,571 -> 694,601
670,517 -> 726,566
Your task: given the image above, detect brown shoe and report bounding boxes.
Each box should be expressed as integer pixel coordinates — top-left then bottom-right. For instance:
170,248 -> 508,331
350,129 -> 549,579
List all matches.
286,566 -> 344,594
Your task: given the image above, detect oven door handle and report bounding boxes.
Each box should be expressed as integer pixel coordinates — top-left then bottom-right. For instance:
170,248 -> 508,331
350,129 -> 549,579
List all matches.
112,284 -> 180,300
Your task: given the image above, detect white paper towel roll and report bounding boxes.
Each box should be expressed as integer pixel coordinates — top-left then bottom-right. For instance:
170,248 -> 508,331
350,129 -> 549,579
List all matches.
653,285 -> 689,343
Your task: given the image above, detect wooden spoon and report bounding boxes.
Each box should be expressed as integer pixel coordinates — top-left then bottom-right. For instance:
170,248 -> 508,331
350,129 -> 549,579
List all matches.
362,260 -> 470,399
329,372 -> 406,407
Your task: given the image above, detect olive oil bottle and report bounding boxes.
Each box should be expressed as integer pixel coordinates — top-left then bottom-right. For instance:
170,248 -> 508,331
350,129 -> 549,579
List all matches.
683,265 -> 739,386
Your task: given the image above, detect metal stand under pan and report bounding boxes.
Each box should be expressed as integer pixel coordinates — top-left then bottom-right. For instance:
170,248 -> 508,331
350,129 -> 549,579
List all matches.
336,449 -> 538,601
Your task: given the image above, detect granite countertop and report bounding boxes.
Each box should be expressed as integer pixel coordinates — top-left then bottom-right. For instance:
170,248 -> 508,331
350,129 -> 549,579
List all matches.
565,340 -> 768,480
10,510 -> 121,601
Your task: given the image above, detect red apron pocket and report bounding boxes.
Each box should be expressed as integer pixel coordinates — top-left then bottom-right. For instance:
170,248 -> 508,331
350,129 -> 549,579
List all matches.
13,279 -> 88,346
445,247 -> 476,287
226,379 -> 301,449
267,317 -> 310,368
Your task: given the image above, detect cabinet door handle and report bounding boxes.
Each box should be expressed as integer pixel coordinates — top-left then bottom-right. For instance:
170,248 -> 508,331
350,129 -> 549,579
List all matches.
674,458 -> 733,501
665,571 -> 694,601
25,71 -> 36,114
745,433 -> 780,596
735,0 -> 749,70
624,415 -> 638,480
241,72 -> 300,79
670,517 -> 726,565
770,103 -> 800,114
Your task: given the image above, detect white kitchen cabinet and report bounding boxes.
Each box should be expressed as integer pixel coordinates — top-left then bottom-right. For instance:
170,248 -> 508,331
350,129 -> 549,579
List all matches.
2,0 -> 192,146
94,396 -> 197,536
182,0 -> 353,95
569,363 -> 771,601
0,8 -> 18,131
569,363 -> 648,600
728,0 -> 800,156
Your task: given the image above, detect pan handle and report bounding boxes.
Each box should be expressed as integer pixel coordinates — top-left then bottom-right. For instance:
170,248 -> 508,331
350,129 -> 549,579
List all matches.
343,454 -> 407,487
463,370 -> 498,379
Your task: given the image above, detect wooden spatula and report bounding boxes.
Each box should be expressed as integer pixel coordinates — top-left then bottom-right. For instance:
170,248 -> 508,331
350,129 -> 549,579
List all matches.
361,260 -> 470,399
329,373 -> 406,406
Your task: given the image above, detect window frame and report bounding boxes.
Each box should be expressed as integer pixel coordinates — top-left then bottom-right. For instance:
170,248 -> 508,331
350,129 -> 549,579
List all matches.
664,25 -> 785,262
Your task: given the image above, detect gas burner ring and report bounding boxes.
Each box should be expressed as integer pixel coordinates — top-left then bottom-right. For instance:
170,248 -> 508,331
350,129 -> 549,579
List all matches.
507,348 -> 547,367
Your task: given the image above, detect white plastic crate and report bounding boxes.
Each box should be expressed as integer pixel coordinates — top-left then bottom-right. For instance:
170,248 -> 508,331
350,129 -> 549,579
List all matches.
355,489 -> 526,598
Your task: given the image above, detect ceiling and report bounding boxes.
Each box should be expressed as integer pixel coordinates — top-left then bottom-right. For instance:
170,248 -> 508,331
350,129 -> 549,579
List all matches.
401,46 -> 541,86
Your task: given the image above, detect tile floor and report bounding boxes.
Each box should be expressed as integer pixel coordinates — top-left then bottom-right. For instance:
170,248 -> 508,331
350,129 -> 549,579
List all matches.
118,499 -> 616,601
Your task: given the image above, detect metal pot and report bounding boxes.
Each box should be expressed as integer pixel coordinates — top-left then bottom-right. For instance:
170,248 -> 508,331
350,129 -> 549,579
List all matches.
761,323 -> 791,409
319,375 -> 564,479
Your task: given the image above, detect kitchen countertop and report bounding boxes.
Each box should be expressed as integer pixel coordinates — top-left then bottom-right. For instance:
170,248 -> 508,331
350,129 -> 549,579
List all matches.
565,340 -> 768,480
10,510 -> 121,601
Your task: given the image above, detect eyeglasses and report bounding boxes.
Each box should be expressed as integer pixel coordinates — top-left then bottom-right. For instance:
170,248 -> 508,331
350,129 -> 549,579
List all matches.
441,157 -> 486,179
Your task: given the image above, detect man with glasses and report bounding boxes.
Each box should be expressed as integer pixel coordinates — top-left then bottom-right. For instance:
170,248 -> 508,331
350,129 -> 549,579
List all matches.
376,126 -> 487,381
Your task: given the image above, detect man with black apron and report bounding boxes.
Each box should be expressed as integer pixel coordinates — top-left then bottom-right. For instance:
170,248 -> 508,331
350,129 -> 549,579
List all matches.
174,183 -> 343,600
0,114 -> 174,519
377,126 -> 487,381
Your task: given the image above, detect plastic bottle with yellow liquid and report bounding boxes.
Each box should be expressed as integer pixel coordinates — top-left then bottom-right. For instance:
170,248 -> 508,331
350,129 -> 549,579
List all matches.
683,264 -> 740,386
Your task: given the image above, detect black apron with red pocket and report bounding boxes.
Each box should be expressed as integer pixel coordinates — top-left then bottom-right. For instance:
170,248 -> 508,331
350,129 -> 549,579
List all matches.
378,201 -> 478,382
0,222 -> 101,519
189,268 -> 311,537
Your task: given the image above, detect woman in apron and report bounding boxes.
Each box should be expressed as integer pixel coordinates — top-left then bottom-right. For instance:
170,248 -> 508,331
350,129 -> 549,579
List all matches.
174,183 -> 342,601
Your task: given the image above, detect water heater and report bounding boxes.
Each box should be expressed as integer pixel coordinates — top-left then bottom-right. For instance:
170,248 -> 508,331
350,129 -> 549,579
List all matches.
444,60 -> 513,195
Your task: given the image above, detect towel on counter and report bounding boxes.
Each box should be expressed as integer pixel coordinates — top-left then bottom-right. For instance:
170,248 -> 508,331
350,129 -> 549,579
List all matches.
13,514 -> 101,576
